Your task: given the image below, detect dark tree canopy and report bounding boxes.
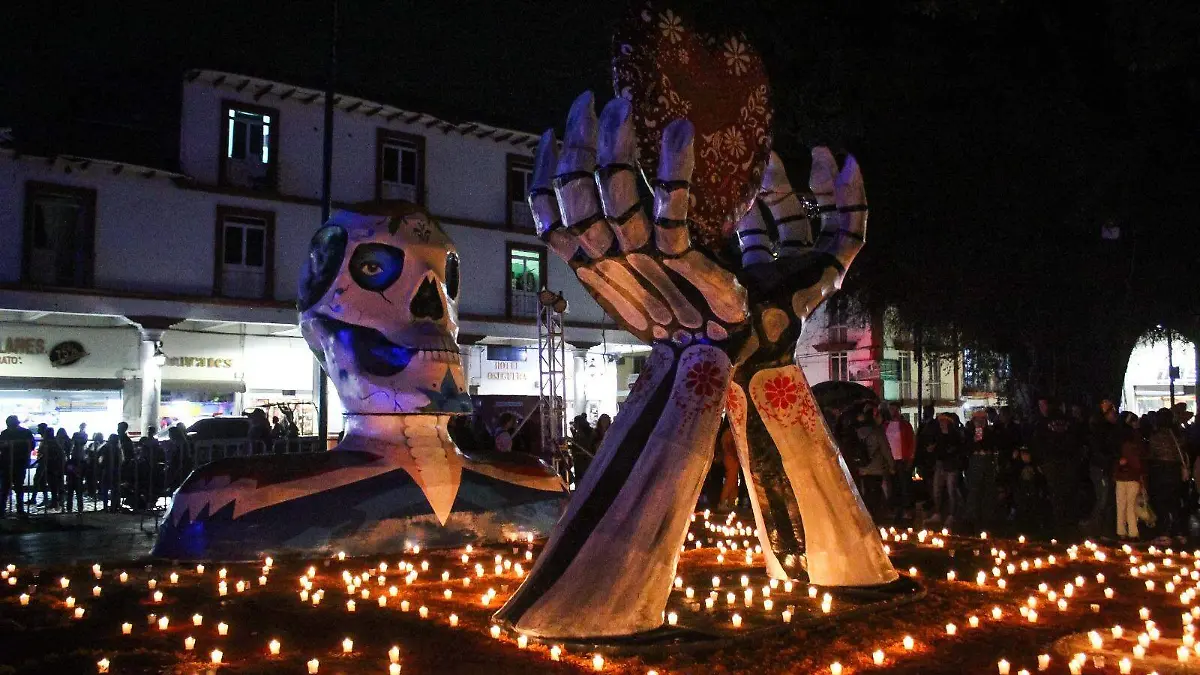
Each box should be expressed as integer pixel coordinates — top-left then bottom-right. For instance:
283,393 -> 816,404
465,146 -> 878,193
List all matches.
1,0 -> 1196,405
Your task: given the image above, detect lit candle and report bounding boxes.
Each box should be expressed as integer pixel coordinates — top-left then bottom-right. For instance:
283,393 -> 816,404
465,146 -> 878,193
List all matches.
449,613 -> 459,627
782,610 -> 792,623
490,625 -> 501,639
968,616 -> 979,628
66,596 -> 76,609
152,590 -> 163,603
307,658 -> 319,674
192,614 -> 203,627
517,635 -> 529,649
93,586 -> 101,597
389,665 -> 401,675
259,576 -> 267,586
764,599 -> 774,611
1038,654 -> 1050,671
592,653 -> 605,671
667,612 -> 678,626
551,645 -> 562,661
1112,625 -> 1124,639
1088,631 -> 1102,649
342,637 -> 353,653
196,564 -> 205,574
830,663 -> 843,675
74,607 -> 86,619
1133,644 -> 1146,659
732,614 -> 743,628
169,572 -> 179,584
1105,588 -> 1114,599
217,622 -> 228,636
873,650 -> 885,665
147,579 -> 156,590
60,577 -> 70,589
121,622 -> 132,635
218,568 -> 227,580
997,659 -> 1010,675
235,580 -> 245,593
1118,657 -> 1131,674
157,616 -> 169,631
903,635 -> 914,650
400,600 -> 410,612
19,594 -> 29,606
346,600 -> 355,612
210,649 -> 223,665
946,623 -> 957,636
419,606 -> 429,619
184,636 -> 195,651
97,658 -> 110,673
378,596 -> 387,607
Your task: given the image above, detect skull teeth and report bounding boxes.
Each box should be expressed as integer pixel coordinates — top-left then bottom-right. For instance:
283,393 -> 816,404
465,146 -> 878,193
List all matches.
416,349 -> 460,363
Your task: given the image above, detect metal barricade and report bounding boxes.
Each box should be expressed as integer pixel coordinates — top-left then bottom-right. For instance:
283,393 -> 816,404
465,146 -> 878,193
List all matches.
1,435 -> 327,523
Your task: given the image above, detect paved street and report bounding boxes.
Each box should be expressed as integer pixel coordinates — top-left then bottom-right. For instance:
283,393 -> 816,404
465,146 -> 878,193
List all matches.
0,513 -> 158,566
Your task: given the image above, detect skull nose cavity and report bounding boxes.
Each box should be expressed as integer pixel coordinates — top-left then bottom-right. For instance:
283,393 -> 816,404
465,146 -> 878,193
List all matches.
410,276 -> 445,321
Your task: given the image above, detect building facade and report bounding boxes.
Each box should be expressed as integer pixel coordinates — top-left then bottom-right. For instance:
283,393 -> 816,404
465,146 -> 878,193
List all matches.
0,69 -> 642,437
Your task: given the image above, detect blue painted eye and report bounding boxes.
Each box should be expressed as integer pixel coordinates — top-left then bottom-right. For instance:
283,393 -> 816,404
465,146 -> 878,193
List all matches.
349,243 -> 405,292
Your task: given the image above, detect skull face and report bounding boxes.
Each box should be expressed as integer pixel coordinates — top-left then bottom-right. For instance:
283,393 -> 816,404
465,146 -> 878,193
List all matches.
299,202 -> 471,414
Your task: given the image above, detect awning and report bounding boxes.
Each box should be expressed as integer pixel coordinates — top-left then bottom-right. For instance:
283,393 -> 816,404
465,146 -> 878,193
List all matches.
0,377 -> 126,391
161,379 -> 247,395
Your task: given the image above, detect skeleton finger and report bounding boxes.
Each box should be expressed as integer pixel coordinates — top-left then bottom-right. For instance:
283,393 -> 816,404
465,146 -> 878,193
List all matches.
662,250 -> 748,325
811,147 -> 866,272
596,97 -> 651,252
529,129 -> 580,261
553,91 -> 614,260
734,202 -> 774,266
652,119 -> 695,256
761,151 -> 813,257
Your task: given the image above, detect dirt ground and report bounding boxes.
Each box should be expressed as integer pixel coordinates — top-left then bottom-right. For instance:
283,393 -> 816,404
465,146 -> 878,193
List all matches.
0,513 -> 1192,674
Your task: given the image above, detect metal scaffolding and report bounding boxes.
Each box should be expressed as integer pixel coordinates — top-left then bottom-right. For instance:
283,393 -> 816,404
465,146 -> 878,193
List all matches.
536,289 -> 568,480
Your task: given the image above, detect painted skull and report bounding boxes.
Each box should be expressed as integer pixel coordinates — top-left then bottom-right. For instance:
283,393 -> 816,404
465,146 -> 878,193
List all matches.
298,202 -> 471,415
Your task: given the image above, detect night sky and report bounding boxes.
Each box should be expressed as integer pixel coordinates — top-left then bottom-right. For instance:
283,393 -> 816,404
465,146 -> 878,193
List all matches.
2,0 -> 1198,400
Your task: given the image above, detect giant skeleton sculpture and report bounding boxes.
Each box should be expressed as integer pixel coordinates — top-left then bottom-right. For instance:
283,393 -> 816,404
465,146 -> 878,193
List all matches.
494,6 -> 897,638
154,203 -> 567,560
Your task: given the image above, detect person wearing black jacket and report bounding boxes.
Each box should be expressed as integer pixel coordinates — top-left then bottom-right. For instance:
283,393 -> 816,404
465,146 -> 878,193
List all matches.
930,414 -> 964,525
0,416 -> 34,517
1030,402 -> 1082,529
1088,407 -> 1122,537
962,409 -> 1000,529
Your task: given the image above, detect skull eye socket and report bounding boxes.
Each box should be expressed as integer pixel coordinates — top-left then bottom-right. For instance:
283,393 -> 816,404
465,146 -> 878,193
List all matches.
349,243 -> 405,292
445,252 -> 460,299
298,224 -> 348,312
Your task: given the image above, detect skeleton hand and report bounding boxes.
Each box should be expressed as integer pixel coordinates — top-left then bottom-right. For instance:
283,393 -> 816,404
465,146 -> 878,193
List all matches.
531,91 -> 865,368
530,92 -> 751,347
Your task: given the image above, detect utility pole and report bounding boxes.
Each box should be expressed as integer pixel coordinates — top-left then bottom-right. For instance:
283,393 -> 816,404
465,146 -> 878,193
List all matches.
316,0 -> 338,447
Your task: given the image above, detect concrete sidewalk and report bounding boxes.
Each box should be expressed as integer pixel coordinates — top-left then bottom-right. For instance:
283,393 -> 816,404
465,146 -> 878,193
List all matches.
0,512 -> 159,567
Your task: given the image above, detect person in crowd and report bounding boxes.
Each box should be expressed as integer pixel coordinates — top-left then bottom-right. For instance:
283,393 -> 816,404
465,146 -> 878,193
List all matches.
63,426 -> 85,513
912,404 -> 939,510
885,402 -> 915,522
929,413 -> 964,526
1013,448 -> 1044,532
717,422 -> 741,512
99,433 -> 122,511
1114,411 -> 1147,540
1030,400 -> 1081,529
247,409 -> 273,455
0,415 -> 35,517
962,408 -> 1000,529
856,403 -> 895,520
1088,405 -> 1122,537
116,421 -> 134,466
992,406 -> 1022,519
47,427 -> 71,509
1146,407 -> 1187,544
72,423 -> 89,454
85,431 -> 105,497
493,413 -> 518,453
592,414 -> 612,454
270,415 -> 286,439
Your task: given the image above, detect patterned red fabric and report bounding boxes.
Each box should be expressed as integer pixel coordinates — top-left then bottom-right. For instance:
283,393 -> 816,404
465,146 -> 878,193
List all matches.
613,1 -> 774,263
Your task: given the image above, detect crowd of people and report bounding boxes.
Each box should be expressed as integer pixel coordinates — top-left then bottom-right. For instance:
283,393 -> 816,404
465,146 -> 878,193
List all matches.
0,409 -> 301,518
688,397 -> 1199,546
837,398 -> 1200,544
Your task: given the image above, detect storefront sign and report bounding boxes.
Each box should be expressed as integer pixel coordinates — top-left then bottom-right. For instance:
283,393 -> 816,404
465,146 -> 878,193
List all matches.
165,356 -> 233,368
49,341 -> 88,367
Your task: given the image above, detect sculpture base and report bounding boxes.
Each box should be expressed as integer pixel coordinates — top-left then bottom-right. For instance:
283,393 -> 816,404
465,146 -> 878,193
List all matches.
153,449 -> 567,560
498,576 -> 924,656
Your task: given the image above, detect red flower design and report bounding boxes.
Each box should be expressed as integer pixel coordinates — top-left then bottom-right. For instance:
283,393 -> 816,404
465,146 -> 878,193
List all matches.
763,375 -> 798,411
684,361 -> 722,398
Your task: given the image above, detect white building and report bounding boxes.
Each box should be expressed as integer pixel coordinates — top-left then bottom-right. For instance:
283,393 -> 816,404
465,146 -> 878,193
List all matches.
1122,334 -> 1197,415
796,299 -> 972,421
0,69 -> 642,437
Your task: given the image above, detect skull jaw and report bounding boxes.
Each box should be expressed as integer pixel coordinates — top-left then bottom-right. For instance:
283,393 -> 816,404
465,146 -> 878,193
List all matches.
302,314 -> 470,415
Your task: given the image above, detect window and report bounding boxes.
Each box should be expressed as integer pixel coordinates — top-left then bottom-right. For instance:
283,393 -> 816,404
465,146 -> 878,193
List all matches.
898,351 -> 914,398
376,129 -> 425,203
220,102 -> 278,190
214,207 -> 274,299
506,244 -> 546,318
506,154 -> 535,229
23,182 -> 96,287
830,351 -> 849,382
827,296 -> 849,343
